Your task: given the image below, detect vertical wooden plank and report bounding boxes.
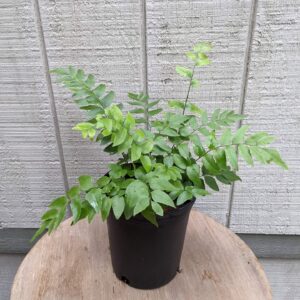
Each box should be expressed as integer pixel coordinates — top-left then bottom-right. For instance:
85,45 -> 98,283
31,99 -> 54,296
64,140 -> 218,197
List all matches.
0,0 -> 65,227
146,0 -> 251,223
260,258 -> 300,300
230,0 -> 300,234
38,0 -> 143,185
0,254 -> 24,300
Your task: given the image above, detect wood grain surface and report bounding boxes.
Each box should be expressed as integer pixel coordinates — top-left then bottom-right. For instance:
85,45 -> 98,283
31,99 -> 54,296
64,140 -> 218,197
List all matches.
11,210 -> 272,300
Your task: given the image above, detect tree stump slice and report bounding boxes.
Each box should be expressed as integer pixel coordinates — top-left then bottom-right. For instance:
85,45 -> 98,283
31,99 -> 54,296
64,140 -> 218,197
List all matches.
11,210 -> 272,300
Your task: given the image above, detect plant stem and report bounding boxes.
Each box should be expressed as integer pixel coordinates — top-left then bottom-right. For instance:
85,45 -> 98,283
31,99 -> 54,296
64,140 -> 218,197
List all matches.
196,142 -> 248,161
182,65 -> 196,115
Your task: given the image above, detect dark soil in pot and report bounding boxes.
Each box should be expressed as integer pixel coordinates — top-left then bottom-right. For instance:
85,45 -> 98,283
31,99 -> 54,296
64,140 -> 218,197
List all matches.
107,199 -> 195,289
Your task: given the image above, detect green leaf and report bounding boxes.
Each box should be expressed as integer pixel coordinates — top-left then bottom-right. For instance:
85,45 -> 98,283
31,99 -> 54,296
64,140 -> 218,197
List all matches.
164,156 -> 174,167
126,180 -> 150,212
155,137 -> 172,153
130,108 -> 144,114
160,128 -> 179,137
101,91 -> 115,108
225,146 -> 238,170
94,84 -> 106,98
193,42 -> 212,53
246,132 -> 275,146
202,155 -> 219,175
113,128 -> 127,146
249,146 -> 271,164
176,66 -> 193,78
232,125 -> 249,144
112,196 -> 125,219
85,188 -> 102,213
173,154 -> 187,169
186,165 -> 203,188
67,186 -> 80,199
188,103 -> 203,114
97,176 -> 110,188
239,144 -> 253,166
204,176 -> 219,191
177,191 -> 193,205
31,222 -> 48,242
191,79 -> 199,87
151,190 -> 175,208
70,197 -> 82,223
151,201 -> 164,216
101,197 -> 112,221
168,100 -> 184,109
149,177 -> 179,192
140,155 -> 152,172
265,148 -> 288,170
50,196 -> 68,209
131,143 -> 142,161
220,128 -> 232,145
178,143 -> 189,160
142,209 -> 158,227
78,175 -> 93,191
192,188 -> 209,197
149,108 -> 163,116
148,100 -> 160,108
41,209 -> 57,221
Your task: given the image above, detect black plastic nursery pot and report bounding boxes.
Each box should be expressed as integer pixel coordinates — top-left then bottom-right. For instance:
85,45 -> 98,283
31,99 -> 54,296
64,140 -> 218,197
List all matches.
107,198 -> 195,290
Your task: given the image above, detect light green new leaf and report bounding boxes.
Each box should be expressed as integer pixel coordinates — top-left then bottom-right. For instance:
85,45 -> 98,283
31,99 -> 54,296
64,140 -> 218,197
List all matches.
176,66 -> 193,78
193,42 -> 212,53
151,190 -> 175,208
168,100 -> 184,109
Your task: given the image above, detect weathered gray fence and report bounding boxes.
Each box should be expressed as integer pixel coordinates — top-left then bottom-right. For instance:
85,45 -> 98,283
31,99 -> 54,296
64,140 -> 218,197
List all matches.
0,0 -> 299,298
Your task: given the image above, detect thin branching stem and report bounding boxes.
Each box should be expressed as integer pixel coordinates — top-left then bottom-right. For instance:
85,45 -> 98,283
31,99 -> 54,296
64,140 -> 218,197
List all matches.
182,65 -> 196,115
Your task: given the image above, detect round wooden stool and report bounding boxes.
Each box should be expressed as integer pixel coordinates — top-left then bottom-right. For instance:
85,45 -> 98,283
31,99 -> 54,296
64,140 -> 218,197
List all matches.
11,210 -> 272,300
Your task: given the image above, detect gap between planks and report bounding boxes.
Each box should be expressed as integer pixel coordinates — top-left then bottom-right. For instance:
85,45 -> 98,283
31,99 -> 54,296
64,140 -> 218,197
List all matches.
226,0 -> 259,228
32,0 -> 70,196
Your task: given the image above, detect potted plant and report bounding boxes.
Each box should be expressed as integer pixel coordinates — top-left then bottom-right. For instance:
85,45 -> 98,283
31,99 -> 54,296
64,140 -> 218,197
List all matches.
33,42 -> 287,289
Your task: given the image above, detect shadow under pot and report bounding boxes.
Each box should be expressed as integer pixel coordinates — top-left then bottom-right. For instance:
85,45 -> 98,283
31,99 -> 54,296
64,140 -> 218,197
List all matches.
107,198 -> 195,289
